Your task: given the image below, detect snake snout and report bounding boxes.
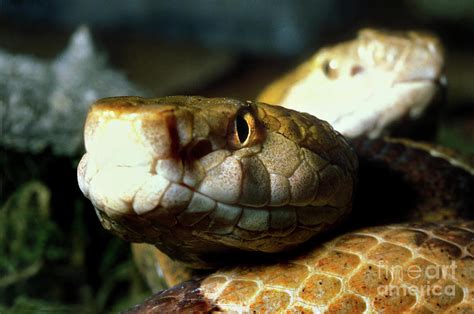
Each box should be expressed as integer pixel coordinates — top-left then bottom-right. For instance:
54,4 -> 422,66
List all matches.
84,98 -> 182,162
395,35 -> 443,84
353,29 -> 443,84
79,97 -> 191,219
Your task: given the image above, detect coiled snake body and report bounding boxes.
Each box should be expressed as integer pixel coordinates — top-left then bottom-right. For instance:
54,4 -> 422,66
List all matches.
77,30 -> 473,313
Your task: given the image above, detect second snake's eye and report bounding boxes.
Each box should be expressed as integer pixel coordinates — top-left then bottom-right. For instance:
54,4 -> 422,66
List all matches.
323,59 -> 339,79
229,110 -> 257,148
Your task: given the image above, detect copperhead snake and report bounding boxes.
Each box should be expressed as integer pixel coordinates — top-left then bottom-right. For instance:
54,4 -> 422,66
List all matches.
77,29 -> 473,313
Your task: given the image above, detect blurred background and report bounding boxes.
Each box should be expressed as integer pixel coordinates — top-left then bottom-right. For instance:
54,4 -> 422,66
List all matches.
1,0 -> 473,312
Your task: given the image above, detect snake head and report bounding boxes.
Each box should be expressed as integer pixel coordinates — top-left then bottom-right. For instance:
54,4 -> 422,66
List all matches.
78,96 -> 357,267
258,28 -> 445,138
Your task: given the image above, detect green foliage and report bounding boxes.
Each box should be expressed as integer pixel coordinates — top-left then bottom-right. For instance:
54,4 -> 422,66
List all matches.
0,179 -> 149,312
3,297 -> 87,314
0,181 -> 64,290
437,124 -> 474,155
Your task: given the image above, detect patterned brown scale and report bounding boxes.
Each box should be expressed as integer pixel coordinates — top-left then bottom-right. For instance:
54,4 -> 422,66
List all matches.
126,223 -> 474,313
351,137 -> 474,225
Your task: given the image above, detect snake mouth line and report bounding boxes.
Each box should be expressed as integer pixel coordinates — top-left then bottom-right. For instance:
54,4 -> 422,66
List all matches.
86,159 -> 344,219
82,152 -> 351,254
394,75 -> 443,85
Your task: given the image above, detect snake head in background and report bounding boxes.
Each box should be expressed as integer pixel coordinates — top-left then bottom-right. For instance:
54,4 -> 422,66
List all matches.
77,96 -> 358,267
258,28 -> 445,139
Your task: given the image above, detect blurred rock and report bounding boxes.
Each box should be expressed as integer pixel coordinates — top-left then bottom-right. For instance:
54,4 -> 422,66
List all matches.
0,26 -> 145,156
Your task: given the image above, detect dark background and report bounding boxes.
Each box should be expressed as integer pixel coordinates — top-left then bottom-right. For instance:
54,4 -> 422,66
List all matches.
1,1 -> 473,312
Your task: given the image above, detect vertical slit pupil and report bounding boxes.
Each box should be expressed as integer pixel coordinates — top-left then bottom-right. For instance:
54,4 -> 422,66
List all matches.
236,114 -> 250,144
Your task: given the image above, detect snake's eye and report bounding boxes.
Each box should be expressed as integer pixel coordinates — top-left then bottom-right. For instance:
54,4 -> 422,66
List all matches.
323,59 -> 338,79
236,114 -> 250,144
229,110 -> 257,148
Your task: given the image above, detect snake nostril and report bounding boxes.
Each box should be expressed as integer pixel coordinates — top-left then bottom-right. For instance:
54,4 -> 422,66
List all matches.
186,139 -> 213,160
350,65 -> 364,76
